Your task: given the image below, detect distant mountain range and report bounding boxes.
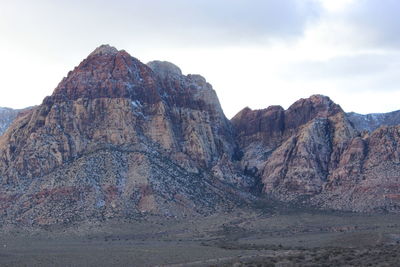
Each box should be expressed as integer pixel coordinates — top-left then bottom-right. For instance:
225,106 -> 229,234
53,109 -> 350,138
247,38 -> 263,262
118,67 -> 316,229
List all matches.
347,110 -> 400,132
0,108 -> 21,136
0,45 -> 399,227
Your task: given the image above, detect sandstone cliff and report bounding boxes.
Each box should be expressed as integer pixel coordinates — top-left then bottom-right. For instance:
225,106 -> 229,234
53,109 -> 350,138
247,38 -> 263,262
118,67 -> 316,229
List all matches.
0,45 -> 252,225
232,95 -> 400,212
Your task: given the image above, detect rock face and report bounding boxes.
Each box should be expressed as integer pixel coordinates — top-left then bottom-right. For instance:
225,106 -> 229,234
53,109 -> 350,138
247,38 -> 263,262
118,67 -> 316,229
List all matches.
0,45 -> 252,226
232,95 -> 400,212
347,110 -> 400,132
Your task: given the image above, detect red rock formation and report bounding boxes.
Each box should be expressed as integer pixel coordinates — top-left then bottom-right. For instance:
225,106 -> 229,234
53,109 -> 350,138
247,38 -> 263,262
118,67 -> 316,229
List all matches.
232,95 -> 400,212
0,45 -> 251,225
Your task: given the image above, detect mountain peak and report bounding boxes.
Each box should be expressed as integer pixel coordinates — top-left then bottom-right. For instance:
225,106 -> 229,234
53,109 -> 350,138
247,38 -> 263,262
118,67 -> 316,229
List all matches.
52,44 -> 158,102
147,60 -> 182,78
288,94 -> 342,115
89,44 -> 119,56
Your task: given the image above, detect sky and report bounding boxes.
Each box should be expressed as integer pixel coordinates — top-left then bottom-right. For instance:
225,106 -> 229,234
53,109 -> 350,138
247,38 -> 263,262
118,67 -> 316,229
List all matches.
1,0 -> 400,118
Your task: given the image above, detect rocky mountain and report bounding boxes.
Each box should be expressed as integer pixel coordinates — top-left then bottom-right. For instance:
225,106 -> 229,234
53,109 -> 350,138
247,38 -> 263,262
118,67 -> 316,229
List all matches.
347,110 -> 400,132
0,44 -> 399,227
0,108 -> 20,136
232,95 -> 400,212
0,45 -> 253,226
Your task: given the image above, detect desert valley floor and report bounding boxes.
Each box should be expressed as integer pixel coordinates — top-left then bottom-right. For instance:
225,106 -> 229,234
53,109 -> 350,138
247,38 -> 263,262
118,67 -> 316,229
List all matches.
1,202 -> 400,266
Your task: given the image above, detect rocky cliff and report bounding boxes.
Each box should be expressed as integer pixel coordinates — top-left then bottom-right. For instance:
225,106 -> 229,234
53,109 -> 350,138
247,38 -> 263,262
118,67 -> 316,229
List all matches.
0,45 -> 252,226
232,95 -> 400,212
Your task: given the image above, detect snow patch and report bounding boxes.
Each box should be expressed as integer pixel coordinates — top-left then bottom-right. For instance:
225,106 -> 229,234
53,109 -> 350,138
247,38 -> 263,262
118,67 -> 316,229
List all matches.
131,100 -> 142,109
131,100 -> 147,119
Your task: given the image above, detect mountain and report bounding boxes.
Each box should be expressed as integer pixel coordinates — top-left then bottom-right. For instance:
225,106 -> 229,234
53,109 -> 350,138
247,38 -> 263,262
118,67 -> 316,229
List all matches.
0,45 -> 253,226
347,110 -> 400,132
232,95 -> 400,212
0,45 -> 400,227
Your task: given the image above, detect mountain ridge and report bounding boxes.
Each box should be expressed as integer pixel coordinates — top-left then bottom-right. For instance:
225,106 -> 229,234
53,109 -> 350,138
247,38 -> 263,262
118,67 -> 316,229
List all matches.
347,110 -> 400,132
0,45 -> 399,226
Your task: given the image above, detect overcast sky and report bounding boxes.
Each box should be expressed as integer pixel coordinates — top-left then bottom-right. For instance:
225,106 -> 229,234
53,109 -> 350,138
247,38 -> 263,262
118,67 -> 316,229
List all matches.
1,0 -> 400,118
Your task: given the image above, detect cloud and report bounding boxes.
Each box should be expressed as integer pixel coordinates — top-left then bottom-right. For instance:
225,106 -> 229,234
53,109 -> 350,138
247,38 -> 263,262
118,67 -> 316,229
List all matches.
167,0 -> 322,43
343,0 -> 400,49
1,0 -> 400,117
1,0 -> 322,50
286,52 -> 400,81
313,0 -> 400,50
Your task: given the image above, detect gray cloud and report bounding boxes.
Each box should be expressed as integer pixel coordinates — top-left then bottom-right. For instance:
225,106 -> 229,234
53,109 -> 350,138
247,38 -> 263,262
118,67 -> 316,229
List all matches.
282,52 -> 400,94
334,0 -> 400,49
288,53 -> 400,79
2,0 -> 322,51
171,0 -> 322,43
2,0 -> 400,115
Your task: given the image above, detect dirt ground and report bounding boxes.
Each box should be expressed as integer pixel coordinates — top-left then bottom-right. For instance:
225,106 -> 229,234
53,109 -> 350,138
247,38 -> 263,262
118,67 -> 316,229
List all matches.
1,206 -> 400,266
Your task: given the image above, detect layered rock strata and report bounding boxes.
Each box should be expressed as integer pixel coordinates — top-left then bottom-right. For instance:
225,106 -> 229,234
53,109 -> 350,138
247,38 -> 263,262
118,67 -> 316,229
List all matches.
232,95 -> 400,212
0,45 -> 252,225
